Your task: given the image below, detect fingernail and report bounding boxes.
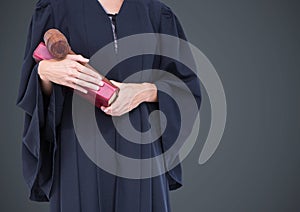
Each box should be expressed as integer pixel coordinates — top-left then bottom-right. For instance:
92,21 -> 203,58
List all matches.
99,81 -> 104,86
94,86 -> 100,91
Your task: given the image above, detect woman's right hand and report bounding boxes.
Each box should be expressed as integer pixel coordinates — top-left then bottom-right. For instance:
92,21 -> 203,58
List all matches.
38,54 -> 103,94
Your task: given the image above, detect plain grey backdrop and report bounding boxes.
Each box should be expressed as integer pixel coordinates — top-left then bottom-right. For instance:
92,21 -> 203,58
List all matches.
0,0 -> 299,211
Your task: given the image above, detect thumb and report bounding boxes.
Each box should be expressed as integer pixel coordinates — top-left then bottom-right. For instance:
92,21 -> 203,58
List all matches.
110,80 -> 121,87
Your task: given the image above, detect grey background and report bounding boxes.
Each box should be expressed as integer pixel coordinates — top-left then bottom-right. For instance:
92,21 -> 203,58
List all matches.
0,0 -> 299,211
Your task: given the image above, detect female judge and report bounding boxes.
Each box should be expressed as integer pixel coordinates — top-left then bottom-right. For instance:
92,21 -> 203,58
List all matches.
17,0 -> 201,211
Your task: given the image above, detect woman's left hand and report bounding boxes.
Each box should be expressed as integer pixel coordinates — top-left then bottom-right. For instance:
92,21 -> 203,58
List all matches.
101,80 -> 157,116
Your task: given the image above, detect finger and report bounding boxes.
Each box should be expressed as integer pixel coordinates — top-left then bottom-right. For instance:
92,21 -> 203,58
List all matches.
101,106 -> 111,113
77,72 -> 103,87
74,63 -> 103,83
102,106 -> 116,116
107,104 -> 124,116
67,54 -> 89,63
66,82 -> 88,94
102,109 -> 112,116
72,77 -> 99,91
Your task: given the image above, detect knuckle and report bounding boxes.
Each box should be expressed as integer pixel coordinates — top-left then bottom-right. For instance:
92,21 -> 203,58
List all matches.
80,66 -> 87,73
70,61 -> 78,69
64,76 -> 72,83
77,64 -> 84,72
67,69 -> 74,76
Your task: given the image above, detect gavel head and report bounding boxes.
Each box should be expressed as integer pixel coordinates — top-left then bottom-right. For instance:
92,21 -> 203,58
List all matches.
44,29 -> 71,59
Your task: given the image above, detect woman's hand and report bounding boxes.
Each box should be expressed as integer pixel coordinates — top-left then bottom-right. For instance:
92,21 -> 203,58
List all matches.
38,54 -> 103,95
101,80 -> 157,116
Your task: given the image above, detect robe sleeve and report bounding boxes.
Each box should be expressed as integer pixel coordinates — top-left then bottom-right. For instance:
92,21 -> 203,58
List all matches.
152,4 -> 202,190
16,0 -> 65,201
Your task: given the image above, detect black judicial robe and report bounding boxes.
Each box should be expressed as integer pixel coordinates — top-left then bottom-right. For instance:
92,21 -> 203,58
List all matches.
16,0 -> 201,211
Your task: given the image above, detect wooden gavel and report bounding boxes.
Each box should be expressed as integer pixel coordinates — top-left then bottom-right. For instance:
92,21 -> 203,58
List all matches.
43,29 -> 71,59
44,29 -> 113,85
38,29 -> 119,107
